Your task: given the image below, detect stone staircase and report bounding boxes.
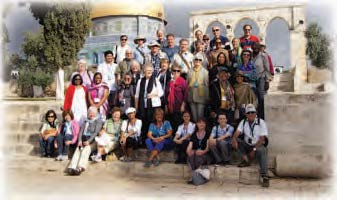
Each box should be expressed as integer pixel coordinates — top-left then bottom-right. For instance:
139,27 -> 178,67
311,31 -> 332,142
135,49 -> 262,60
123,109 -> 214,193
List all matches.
269,70 -> 294,93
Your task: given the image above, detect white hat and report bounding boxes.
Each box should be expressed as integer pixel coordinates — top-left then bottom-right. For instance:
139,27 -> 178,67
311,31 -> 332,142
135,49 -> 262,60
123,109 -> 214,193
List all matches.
134,35 -> 147,44
245,104 -> 256,114
193,53 -> 203,61
125,107 -> 136,115
147,40 -> 161,48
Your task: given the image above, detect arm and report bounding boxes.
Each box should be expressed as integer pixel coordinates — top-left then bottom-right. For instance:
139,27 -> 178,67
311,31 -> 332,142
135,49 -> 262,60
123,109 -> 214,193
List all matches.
70,121 -> 80,145
88,120 -> 103,144
96,88 -> 109,107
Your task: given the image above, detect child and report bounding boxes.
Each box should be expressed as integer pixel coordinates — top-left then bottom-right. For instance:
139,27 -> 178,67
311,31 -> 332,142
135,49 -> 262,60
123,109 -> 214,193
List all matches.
92,128 -> 111,162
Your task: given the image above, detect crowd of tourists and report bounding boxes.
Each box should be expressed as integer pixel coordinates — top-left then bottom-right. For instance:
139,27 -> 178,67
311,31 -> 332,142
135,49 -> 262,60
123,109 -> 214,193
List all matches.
39,24 -> 272,187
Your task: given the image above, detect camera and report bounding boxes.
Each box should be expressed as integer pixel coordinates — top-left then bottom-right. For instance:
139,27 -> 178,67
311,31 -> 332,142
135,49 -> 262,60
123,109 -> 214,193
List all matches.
120,141 -> 124,145
248,138 -> 252,144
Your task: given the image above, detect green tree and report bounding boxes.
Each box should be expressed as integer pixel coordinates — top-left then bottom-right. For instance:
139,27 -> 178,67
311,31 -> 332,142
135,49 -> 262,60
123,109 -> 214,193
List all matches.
305,23 -> 332,69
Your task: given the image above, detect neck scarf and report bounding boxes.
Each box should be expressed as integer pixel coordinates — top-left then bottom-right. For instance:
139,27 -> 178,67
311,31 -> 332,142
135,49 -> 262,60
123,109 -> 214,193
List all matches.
168,76 -> 185,113
189,66 -> 204,97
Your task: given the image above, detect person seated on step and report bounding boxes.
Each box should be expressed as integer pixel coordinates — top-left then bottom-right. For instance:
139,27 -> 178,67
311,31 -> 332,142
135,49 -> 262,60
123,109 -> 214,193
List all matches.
55,110 -> 80,161
119,107 -> 142,162
93,107 -> 123,162
232,104 -> 269,187
39,109 -> 59,158
67,106 -> 103,176
208,111 -> 234,165
144,108 -> 173,168
186,117 -> 211,171
173,111 -> 195,164
92,128 -> 111,162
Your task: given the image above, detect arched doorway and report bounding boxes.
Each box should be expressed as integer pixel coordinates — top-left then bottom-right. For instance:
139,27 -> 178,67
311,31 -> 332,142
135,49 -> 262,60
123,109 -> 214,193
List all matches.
234,18 -> 260,40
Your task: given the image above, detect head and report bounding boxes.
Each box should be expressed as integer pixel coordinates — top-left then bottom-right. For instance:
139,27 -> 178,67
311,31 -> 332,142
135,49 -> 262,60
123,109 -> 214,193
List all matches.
217,52 -> 226,65
195,40 -> 204,52
134,36 -> 146,46
87,106 -> 98,120
111,107 -> 122,122
77,59 -> 87,73
252,42 -> 261,54
218,67 -> 229,81
123,72 -> 132,85
241,49 -> 252,62
125,107 -> 136,120
232,38 -> 240,49
193,53 -> 203,68
212,26 -> 221,38
62,110 -> 74,122
260,43 -> 266,51
71,74 -> 83,86
243,24 -> 252,37
93,72 -> 102,85
235,70 -> 245,84
160,58 -> 169,71
130,60 -> 140,73
104,50 -> 114,63
217,112 -> 227,127
245,104 -> 257,122
195,30 -> 203,41
120,35 -> 128,46
215,38 -> 222,49
196,117 -> 207,131
45,110 -> 57,123
143,64 -> 154,79
166,33 -> 175,47
203,34 -> 210,44
171,63 -> 181,80
125,49 -> 133,60
179,38 -> 189,52
182,111 -> 191,123
154,108 -> 164,122
156,29 -> 165,40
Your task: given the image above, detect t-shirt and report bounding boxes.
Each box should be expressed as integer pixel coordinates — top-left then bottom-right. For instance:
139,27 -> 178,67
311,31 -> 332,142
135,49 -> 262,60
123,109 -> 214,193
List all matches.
148,120 -> 172,138
237,117 -> 268,146
210,124 -> 234,143
175,122 -> 195,138
121,119 -> 142,138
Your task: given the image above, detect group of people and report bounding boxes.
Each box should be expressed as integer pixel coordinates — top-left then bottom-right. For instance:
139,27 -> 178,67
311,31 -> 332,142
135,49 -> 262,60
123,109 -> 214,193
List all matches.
38,24 -> 272,187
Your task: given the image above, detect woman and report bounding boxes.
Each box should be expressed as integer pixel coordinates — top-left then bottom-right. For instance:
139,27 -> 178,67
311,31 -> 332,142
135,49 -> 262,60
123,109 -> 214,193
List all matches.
165,63 -> 188,132
130,60 -> 142,90
135,64 -> 163,145
238,49 -> 257,93
187,53 -> 209,122
209,38 -> 230,69
117,72 -> 135,117
93,107 -> 123,162
186,117 -> 210,171
88,72 -> 109,121
39,110 -> 59,157
144,108 -> 173,168
173,111 -> 195,164
64,74 -> 87,124
70,59 -> 93,89
67,106 -> 103,176
156,58 -> 171,110
209,52 -> 229,83
119,107 -> 142,162
194,40 -> 209,69
55,110 -> 80,161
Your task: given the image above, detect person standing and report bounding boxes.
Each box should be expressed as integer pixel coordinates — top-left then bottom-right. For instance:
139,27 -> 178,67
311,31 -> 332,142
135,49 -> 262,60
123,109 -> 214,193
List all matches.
239,24 -> 260,50
133,35 -> 149,66
114,35 -> 131,64
209,26 -> 231,51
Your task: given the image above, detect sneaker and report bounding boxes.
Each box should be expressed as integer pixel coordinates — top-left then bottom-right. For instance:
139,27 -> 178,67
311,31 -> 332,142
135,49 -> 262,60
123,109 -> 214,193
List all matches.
119,156 -> 126,162
143,160 -> 152,168
61,155 -> 68,161
261,176 -> 270,188
94,156 -> 102,163
90,155 -> 96,161
125,157 -> 132,162
153,158 -> 160,166
238,160 -> 250,167
55,155 -> 62,161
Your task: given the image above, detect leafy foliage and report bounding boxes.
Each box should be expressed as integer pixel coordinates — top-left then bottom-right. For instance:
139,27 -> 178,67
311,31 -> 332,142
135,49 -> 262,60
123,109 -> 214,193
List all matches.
305,23 -> 332,69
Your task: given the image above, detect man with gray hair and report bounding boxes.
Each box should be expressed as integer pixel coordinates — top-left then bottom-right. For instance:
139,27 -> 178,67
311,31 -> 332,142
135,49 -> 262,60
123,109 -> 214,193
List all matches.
172,38 -> 194,79
116,49 -> 136,85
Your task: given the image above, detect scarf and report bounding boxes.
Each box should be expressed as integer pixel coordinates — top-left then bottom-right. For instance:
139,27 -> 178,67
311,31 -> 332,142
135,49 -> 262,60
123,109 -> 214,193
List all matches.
139,75 -> 156,111
168,76 -> 185,113
189,66 -> 204,97
220,80 -> 235,110
88,82 -> 109,100
64,85 -> 87,111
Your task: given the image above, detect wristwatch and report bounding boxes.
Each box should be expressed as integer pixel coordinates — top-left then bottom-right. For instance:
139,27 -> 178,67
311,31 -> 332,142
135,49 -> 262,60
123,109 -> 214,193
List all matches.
253,147 -> 257,151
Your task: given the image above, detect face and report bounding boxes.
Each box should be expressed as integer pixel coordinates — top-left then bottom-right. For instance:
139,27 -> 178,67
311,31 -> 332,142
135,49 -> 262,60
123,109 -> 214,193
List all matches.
242,52 -> 251,61
137,39 -> 144,46
232,38 -> 240,48
127,112 -> 136,119
151,46 -> 159,54
182,113 -> 191,123
236,75 -> 244,84
203,37 -> 210,44
155,111 -> 164,122
64,114 -> 72,122
252,44 -> 260,53
77,62 -> 86,72
120,36 -> 127,46
124,75 -> 132,85
212,26 -> 220,37
157,30 -> 164,40
160,61 -> 169,71
74,75 -> 82,85
105,54 -> 114,63
218,71 -> 229,81
215,40 -> 222,49
88,109 -> 97,120
125,50 -> 133,60
217,54 -> 226,64
195,30 -> 203,40
196,42 -> 204,52
193,58 -> 202,67
243,25 -> 252,37
112,111 -> 121,122
144,68 -> 153,78
94,74 -> 102,84
180,41 -> 188,52
171,67 -> 181,79
217,115 -> 227,126
47,113 -> 56,122
167,36 -> 175,46
131,64 -> 139,73
196,120 -> 206,130
246,111 -> 257,122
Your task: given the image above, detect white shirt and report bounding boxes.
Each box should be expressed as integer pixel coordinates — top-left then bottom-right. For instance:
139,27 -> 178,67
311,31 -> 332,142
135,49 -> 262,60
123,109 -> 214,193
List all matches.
115,44 -> 131,64
237,117 -> 268,146
71,88 -> 87,124
135,77 -> 163,108
97,62 -> 117,91
175,122 -> 195,138
172,51 -> 194,74
121,119 -> 142,138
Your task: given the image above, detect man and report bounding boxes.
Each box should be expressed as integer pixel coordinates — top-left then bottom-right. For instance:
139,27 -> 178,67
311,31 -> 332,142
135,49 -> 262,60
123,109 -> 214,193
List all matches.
114,35 -> 131,64
252,42 -> 272,119
172,38 -> 194,79
156,29 -> 167,49
162,33 -> 179,63
208,112 -> 234,165
116,49 -> 135,85
190,29 -> 204,54
145,40 -> 168,77
260,43 -> 275,76
239,24 -> 260,50
97,50 -> 118,111
133,35 -> 149,66
232,104 -> 269,188
209,26 -> 231,51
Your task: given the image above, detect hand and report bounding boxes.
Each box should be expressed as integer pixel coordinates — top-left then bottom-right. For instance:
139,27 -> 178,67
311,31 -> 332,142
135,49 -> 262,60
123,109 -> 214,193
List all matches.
195,150 -> 204,156
120,137 -> 127,146
209,138 -> 216,146
65,141 -> 72,145
175,139 -> 182,145
83,141 -> 89,146
78,142 -> 83,147
248,149 -> 256,160
232,139 -> 238,150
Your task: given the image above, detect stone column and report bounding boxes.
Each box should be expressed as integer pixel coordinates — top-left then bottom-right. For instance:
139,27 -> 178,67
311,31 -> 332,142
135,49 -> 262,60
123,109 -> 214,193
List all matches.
290,30 -> 307,92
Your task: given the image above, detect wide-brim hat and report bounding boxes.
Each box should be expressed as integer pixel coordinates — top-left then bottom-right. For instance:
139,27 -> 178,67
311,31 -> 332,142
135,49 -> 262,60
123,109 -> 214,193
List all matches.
134,36 -> 147,44
147,40 -> 161,48
234,70 -> 245,77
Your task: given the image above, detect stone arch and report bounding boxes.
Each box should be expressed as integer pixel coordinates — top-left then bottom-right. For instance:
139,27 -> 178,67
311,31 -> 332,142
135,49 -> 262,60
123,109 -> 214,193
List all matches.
233,17 -> 260,39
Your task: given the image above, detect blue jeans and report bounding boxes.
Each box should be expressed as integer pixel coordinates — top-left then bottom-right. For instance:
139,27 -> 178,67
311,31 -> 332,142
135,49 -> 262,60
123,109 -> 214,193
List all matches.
56,134 -> 73,156
39,136 -> 55,156
145,138 -> 173,152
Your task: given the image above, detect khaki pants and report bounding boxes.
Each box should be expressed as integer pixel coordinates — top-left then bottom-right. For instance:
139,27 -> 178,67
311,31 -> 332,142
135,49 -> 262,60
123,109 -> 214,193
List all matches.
68,142 -> 97,170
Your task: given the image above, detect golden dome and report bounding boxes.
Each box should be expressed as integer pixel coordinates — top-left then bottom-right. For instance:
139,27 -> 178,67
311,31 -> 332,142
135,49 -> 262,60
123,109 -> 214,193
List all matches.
91,0 -> 166,24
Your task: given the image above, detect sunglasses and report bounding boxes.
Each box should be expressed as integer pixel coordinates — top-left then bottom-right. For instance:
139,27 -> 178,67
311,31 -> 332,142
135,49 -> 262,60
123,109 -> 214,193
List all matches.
212,29 -> 220,32
246,112 -> 256,115
172,69 -> 181,73
203,39 -> 209,41
244,29 -> 251,31
242,53 -> 250,56
47,115 -> 55,118
194,59 -> 202,61
124,78 -> 131,80
74,78 -> 81,80
121,38 -> 127,41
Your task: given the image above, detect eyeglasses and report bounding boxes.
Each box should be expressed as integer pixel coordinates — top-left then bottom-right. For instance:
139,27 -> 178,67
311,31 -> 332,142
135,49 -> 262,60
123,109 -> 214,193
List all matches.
194,59 -> 202,62
74,78 -> 81,81
47,115 -> 55,118
244,29 -> 251,31
121,38 -> 127,41
172,69 -> 181,73
125,78 -> 131,80
242,53 -> 250,56
246,112 -> 256,115
212,29 -> 220,32
203,39 -> 209,41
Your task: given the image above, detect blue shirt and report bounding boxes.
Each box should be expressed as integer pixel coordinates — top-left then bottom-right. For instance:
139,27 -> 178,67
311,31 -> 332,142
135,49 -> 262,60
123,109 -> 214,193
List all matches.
162,46 -> 179,63
149,120 -> 172,138
211,124 -> 234,143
